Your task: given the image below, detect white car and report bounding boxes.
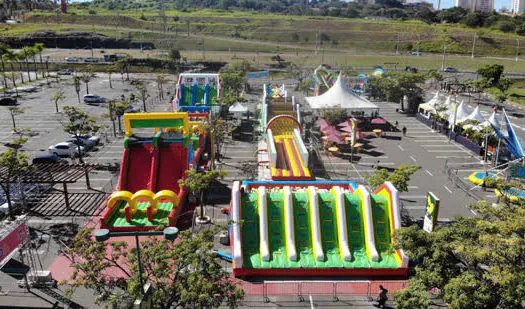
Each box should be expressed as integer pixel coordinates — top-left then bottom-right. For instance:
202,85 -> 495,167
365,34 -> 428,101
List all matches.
65,57 -> 80,63
48,142 -> 85,157
70,134 -> 100,145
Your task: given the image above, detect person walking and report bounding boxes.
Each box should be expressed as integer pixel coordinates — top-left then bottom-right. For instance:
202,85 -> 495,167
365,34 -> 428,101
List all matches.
373,285 -> 389,308
402,126 -> 407,136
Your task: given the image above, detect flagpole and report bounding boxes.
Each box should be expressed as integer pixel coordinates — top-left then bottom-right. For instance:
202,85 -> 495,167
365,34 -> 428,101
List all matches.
494,110 -> 504,166
449,94 -> 457,142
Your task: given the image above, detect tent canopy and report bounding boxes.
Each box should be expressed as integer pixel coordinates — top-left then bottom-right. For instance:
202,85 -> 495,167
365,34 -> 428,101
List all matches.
305,73 -> 379,116
466,105 -> 486,123
229,102 -> 248,113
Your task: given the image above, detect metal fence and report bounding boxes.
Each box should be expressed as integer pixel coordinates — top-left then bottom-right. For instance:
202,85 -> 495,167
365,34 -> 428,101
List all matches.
242,280 -> 408,302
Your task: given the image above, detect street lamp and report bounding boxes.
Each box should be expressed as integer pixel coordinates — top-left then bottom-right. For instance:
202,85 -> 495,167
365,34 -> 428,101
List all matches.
94,227 -> 179,295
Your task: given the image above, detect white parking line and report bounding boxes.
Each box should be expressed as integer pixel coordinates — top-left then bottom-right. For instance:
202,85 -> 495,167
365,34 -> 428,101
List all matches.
425,169 -> 433,176
410,155 -> 417,162
436,155 -> 476,159
443,185 -> 453,193
403,206 -> 426,210
427,150 -> 469,153
397,145 -> 404,151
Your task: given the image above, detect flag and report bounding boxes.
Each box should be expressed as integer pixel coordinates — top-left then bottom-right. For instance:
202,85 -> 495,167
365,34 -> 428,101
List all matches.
490,110 -> 525,159
503,110 -> 525,158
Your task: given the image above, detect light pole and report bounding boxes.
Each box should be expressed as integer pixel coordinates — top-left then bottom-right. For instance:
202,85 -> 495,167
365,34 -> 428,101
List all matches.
94,227 -> 179,295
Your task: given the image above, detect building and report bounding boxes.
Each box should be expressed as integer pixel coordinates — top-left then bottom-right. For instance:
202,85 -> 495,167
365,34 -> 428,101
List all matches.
404,0 -> 434,9
456,0 -> 494,11
512,0 -> 525,14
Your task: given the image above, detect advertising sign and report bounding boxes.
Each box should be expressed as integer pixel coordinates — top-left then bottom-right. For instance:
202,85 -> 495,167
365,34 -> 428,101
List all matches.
423,192 -> 440,233
0,223 -> 28,265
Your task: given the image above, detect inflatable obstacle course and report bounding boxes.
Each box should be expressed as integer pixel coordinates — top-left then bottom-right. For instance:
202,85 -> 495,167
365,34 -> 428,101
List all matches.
101,112 -> 210,231
230,181 -> 408,277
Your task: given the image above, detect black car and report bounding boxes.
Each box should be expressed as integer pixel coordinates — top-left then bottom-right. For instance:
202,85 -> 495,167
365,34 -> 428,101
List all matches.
32,154 -> 66,165
0,96 -> 17,106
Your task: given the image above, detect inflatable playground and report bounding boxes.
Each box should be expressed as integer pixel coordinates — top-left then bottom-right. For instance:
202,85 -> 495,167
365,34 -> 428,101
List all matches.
229,82 -> 408,277
230,181 -> 408,277
312,65 -> 336,96
100,112 -> 211,231
175,73 -> 221,113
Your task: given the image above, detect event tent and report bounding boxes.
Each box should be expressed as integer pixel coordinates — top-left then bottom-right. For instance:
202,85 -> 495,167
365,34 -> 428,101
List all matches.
449,101 -> 473,124
305,73 -> 379,117
229,102 -> 248,117
466,105 -> 486,123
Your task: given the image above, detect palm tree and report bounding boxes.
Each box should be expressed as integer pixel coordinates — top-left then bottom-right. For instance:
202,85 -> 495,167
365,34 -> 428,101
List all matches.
73,76 -> 82,103
105,65 -> 114,89
51,90 -> 65,113
33,43 -> 46,78
9,72 -> 19,97
0,43 -> 10,74
23,47 -> 35,82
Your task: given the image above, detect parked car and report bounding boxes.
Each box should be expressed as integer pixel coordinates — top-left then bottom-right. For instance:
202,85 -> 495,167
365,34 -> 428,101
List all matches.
66,138 -> 96,151
444,67 -> 458,73
65,57 -> 80,63
48,142 -> 85,157
58,69 -> 74,75
32,154 -> 66,165
0,96 -> 17,106
70,133 -> 100,145
125,105 -> 140,113
0,183 -> 48,216
83,94 -> 104,104
84,57 -> 99,63
411,52 -> 422,56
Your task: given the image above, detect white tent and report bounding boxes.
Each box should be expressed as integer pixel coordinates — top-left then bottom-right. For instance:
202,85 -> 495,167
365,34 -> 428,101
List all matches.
466,105 -> 486,123
305,73 -> 379,117
449,101 -> 473,124
418,92 -> 440,112
482,111 -> 502,129
229,102 -> 248,117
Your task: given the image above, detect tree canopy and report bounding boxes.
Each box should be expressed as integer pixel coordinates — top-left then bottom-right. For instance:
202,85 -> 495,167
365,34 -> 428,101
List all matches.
62,227 -> 244,308
365,164 -> 421,192
394,201 -> 525,308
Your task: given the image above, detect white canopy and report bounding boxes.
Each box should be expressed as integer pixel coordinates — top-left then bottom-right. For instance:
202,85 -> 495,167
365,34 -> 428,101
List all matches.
449,101 -> 473,124
306,73 -> 379,116
482,111 -> 502,129
466,105 -> 486,123
229,103 -> 248,117
418,92 -> 440,112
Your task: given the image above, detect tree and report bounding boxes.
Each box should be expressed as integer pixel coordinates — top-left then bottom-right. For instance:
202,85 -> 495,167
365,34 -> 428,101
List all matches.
8,107 -> 26,131
73,76 -> 82,104
156,74 -> 167,100
21,47 -> 34,82
169,48 -> 181,63
80,70 -> 95,94
368,73 -> 426,112
0,129 -> 31,219
477,64 -> 504,86
321,107 -> 347,125
207,118 -> 234,165
51,90 -> 65,113
105,65 -> 114,89
365,164 -> 421,192
33,43 -> 46,78
298,79 -> 313,95
240,160 -> 258,180
133,80 -> 150,112
220,71 -> 247,97
394,201 -> 525,308
63,227 -> 244,308
113,100 -> 131,133
178,169 -> 227,222
61,106 -> 100,164
8,72 -> 18,97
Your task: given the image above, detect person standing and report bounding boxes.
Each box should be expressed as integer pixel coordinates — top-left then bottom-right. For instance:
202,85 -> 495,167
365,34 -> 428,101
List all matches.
402,126 -> 407,136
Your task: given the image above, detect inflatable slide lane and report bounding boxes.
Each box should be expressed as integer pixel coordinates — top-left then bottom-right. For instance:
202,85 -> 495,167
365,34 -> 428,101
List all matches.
266,115 -> 311,180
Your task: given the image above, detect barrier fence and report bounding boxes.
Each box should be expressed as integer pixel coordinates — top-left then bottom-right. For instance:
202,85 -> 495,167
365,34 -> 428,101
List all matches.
242,280 -> 408,302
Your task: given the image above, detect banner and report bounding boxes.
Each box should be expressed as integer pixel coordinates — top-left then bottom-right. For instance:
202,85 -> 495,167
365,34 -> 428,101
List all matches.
0,223 -> 28,265
247,71 -> 269,79
423,192 -> 440,233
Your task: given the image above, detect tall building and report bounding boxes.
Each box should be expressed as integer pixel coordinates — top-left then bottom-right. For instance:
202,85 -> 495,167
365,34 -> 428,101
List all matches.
512,0 -> 525,14
456,0 -> 494,11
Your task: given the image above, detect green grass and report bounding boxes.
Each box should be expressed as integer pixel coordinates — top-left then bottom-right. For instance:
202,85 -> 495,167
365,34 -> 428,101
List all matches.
16,10 -> 525,57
